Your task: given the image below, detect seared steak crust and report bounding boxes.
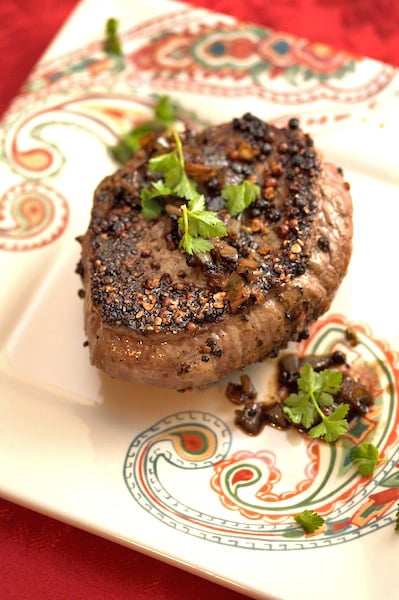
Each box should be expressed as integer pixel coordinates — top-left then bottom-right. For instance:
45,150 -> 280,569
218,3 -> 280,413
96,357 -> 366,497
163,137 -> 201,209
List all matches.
78,114 -> 352,389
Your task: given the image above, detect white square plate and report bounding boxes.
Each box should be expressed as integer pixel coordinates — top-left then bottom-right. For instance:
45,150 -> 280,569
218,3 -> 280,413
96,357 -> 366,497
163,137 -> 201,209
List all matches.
1,1 -> 399,598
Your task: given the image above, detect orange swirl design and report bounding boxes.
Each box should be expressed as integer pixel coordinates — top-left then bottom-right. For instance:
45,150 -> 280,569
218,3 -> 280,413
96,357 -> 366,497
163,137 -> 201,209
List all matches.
209,314 -> 399,525
152,425 -> 216,462
211,442 -> 319,521
0,182 -> 69,251
13,147 -> 54,172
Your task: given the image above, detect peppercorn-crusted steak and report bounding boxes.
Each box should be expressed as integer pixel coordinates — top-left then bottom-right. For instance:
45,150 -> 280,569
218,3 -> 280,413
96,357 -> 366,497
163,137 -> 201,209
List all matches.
78,114 -> 352,389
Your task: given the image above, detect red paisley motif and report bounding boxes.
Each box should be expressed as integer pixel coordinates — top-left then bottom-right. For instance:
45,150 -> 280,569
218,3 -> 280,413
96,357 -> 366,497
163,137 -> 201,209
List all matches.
131,33 -> 197,72
225,38 -> 257,59
290,39 -> 354,73
211,443 -> 319,520
129,23 -> 355,79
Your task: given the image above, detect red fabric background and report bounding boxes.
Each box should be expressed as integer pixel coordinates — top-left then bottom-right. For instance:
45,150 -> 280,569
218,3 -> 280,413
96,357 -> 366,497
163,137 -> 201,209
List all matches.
1,0 -> 399,116
1,1 -> 398,598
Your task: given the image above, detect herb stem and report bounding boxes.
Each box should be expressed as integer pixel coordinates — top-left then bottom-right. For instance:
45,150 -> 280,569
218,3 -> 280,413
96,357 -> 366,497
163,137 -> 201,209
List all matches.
181,203 -> 189,236
173,130 -> 184,167
309,389 -> 327,422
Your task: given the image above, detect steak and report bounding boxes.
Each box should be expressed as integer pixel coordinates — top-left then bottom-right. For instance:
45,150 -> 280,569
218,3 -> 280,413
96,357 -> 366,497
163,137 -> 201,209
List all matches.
77,113 -> 352,389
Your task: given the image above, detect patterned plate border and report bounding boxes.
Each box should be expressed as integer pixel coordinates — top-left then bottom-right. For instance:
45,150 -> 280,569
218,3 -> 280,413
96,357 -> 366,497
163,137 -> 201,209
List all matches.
124,314 -> 399,550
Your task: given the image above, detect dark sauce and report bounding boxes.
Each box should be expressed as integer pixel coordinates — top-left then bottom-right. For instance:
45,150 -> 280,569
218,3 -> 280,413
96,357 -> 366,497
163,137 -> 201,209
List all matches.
227,351 -> 374,437
278,351 -> 347,388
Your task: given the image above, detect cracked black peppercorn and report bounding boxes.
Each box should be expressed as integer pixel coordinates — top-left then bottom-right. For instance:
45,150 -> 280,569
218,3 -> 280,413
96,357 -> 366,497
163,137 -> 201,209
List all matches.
85,113 -> 320,336
288,117 -> 299,129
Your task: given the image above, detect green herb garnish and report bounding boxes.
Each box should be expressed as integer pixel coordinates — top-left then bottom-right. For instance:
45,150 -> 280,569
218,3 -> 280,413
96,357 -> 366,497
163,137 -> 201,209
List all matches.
110,96 -> 178,164
221,180 -> 261,217
140,131 -> 227,253
294,510 -> 324,534
104,18 -> 123,56
110,123 -> 153,163
350,443 -> 382,476
395,504 -> 399,531
283,363 -> 349,442
154,95 -> 177,128
178,196 -> 227,255
148,131 -> 199,201
140,185 -> 166,220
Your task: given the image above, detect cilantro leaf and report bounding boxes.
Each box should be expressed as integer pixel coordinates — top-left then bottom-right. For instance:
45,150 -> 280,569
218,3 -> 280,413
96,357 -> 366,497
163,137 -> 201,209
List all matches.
315,368 -> 343,396
146,180 -> 173,198
350,443 -> 381,476
141,197 -> 162,221
191,237 -> 213,253
139,130 -> 226,251
149,148 -> 180,176
283,391 -> 317,429
110,96 -> 177,164
109,123 -> 153,163
140,180 -> 172,219
395,503 -> 399,531
186,195 -> 228,240
180,233 -> 213,255
165,131 -> 198,200
104,18 -> 123,56
318,392 -> 335,408
178,202 -> 226,254
297,362 -> 318,395
188,208 -> 227,239
308,403 -> 349,443
282,363 -> 348,442
140,192 -> 163,220
296,362 -> 342,401
188,196 -> 206,213
222,180 -> 261,216
109,141 -> 135,165
155,95 -> 177,127
148,133 -> 198,201
294,510 -> 324,534
120,123 -> 153,151
173,171 -> 199,201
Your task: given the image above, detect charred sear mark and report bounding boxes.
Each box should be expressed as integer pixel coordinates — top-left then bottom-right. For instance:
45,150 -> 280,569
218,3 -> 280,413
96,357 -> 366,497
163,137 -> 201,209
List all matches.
88,114 -> 321,334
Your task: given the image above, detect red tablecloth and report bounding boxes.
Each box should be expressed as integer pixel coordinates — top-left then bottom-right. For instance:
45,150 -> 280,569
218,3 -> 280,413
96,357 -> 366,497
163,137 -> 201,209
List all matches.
1,1 -> 398,598
1,0 -> 399,117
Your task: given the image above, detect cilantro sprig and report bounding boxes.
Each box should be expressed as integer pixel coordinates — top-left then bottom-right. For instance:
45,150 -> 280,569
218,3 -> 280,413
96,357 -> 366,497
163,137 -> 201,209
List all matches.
110,96 -> 177,164
350,443 -> 383,476
104,18 -> 123,56
179,196 -> 227,255
110,96 -> 264,250
154,95 -> 177,127
294,510 -> 324,534
222,180 -> 261,217
140,131 -> 227,253
283,363 -> 349,442
148,131 -> 199,201
140,183 -> 166,220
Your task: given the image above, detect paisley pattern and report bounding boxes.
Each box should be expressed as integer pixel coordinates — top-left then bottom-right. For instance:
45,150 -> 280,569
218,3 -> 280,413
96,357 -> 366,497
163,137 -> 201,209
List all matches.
130,24 -> 357,84
124,314 -> 399,550
211,443 -> 319,521
12,9 -> 399,111
1,92 -> 205,252
0,182 -> 69,251
3,96 -> 162,179
2,7 -> 398,252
